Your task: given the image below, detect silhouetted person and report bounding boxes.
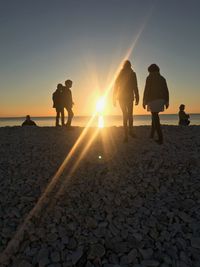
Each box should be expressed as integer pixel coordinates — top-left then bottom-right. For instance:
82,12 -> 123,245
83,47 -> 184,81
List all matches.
22,115 -> 37,126
63,79 -> 74,128
52,83 -> 65,127
179,104 -> 190,126
143,64 -> 169,145
113,60 -> 139,142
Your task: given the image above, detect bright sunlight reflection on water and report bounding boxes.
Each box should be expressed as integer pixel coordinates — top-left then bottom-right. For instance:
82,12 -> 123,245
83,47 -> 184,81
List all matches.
98,115 -> 104,128
96,97 -> 105,128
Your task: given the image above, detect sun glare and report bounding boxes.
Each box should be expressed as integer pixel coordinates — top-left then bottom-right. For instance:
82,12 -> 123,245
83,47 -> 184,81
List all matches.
96,97 -> 106,113
96,97 -> 106,128
98,115 -> 104,128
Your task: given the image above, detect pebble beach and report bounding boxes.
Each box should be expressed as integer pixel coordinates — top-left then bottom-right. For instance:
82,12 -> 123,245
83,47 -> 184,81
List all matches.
0,126 -> 200,267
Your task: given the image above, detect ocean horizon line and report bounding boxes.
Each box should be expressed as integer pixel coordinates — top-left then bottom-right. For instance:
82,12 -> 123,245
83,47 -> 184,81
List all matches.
1,113 -> 200,119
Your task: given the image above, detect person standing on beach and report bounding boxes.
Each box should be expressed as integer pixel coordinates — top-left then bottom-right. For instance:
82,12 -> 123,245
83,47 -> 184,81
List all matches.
143,64 -> 169,145
52,83 -> 65,127
63,79 -> 74,128
113,60 -> 139,142
179,104 -> 190,126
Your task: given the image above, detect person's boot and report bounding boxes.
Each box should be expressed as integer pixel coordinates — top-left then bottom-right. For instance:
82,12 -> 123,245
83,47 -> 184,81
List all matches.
56,118 -> 60,127
61,118 -> 65,127
150,120 -> 155,138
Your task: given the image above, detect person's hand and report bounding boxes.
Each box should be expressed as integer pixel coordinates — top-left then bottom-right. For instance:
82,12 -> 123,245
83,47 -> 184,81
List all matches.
165,102 -> 169,109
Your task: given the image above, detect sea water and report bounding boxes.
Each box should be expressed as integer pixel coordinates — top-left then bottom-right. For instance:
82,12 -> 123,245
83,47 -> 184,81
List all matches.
0,114 -> 199,127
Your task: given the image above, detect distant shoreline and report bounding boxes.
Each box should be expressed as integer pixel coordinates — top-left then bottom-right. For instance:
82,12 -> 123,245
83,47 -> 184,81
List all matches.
1,114 -> 200,127
0,113 -> 200,119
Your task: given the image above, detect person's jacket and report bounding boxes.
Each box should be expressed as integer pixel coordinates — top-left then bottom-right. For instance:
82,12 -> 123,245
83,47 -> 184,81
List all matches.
52,89 -> 63,109
113,67 -> 139,102
143,72 -> 169,105
22,120 -> 36,126
179,111 -> 190,125
62,87 -> 73,109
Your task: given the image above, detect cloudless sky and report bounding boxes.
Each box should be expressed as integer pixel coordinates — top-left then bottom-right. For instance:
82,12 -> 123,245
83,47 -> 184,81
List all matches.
0,0 -> 200,116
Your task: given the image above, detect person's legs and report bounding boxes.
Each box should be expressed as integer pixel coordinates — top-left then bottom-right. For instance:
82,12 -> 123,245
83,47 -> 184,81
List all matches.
61,109 -> 65,126
127,100 -> 133,128
153,112 -> 163,144
66,107 -> 74,127
150,112 -> 155,138
127,100 -> 137,138
56,109 -> 60,126
119,100 -> 128,142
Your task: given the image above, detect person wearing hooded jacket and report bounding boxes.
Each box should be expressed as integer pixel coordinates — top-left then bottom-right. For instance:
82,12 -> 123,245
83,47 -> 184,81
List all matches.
52,83 -> 65,126
63,79 -> 74,128
113,60 -> 139,142
143,64 -> 169,145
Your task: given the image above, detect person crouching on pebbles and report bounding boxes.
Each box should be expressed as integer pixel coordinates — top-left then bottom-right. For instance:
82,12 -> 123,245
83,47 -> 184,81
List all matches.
179,104 -> 190,126
52,83 -> 65,127
143,64 -> 169,145
22,115 -> 37,126
63,79 -> 74,128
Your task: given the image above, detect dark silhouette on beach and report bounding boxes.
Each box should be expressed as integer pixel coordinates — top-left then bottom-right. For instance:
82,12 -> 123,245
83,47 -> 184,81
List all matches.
52,83 -> 65,127
143,64 -> 169,145
63,80 -> 74,128
113,60 -> 139,142
179,104 -> 190,126
22,115 -> 37,126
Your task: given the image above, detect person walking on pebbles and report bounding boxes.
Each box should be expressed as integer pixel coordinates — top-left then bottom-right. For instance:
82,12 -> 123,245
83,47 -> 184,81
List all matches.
143,64 -> 169,145
52,83 -> 65,127
113,60 -> 139,143
63,79 -> 74,128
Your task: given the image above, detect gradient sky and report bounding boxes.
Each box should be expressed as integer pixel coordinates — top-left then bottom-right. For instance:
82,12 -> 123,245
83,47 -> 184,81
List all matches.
0,0 -> 200,116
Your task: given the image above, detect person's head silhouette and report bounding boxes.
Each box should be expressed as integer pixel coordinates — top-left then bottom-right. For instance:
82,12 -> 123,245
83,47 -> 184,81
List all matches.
57,83 -> 63,91
26,115 -> 31,121
123,60 -> 131,69
65,80 -> 73,88
179,104 -> 185,111
148,64 -> 160,73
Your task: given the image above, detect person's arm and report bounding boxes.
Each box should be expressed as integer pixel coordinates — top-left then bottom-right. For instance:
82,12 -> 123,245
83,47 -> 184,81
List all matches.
143,77 -> 149,109
133,72 -> 139,105
113,79 -> 119,107
180,111 -> 189,120
52,92 -> 56,108
70,90 -> 73,107
164,79 -> 169,109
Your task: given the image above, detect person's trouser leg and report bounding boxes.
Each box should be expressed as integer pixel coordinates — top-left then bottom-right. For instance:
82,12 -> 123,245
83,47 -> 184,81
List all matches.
56,109 -> 60,126
66,108 -> 74,127
61,109 -> 65,126
119,100 -> 128,139
127,100 -> 133,134
150,112 -> 155,138
153,112 -> 163,142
